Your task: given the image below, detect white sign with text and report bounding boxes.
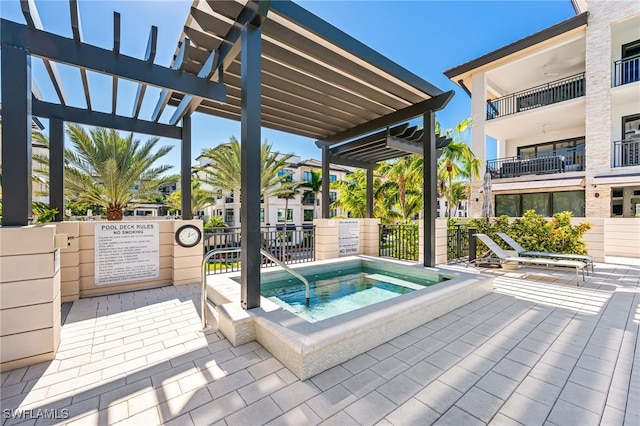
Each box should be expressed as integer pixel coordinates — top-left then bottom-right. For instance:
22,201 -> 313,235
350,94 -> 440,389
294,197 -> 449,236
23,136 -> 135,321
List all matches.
94,223 -> 160,285
338,219 -> 360,256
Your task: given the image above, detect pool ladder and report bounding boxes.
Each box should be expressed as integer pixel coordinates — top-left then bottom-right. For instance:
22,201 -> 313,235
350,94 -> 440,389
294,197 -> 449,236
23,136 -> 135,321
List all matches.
201,247 -> 311,330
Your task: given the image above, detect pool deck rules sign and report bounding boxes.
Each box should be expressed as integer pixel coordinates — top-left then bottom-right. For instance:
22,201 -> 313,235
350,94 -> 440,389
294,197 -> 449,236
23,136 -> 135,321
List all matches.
95,223 -> 159,285
338,219 -> 360,256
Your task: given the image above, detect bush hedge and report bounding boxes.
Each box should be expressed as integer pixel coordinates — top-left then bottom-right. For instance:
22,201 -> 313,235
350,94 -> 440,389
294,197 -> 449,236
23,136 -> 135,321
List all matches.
468,210 -> 592,256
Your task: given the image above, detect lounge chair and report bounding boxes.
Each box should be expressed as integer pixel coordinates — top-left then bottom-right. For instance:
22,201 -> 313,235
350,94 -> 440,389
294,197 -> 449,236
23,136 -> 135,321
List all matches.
470,234 -> 586,284
495,232 -> 594,274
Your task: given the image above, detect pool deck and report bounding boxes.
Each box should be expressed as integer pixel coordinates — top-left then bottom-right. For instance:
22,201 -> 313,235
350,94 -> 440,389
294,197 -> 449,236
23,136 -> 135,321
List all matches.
1,259 -> 638,426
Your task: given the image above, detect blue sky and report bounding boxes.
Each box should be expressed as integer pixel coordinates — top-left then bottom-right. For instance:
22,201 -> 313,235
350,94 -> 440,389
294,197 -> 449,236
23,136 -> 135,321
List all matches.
1,0 -> 575,171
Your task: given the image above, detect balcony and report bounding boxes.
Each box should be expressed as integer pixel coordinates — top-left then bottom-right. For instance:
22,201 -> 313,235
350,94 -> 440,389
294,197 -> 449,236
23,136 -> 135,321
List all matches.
613,54 -> 640,87
487,73 -> 585,120
613,139 -> 640,167
487,149 -> 585,179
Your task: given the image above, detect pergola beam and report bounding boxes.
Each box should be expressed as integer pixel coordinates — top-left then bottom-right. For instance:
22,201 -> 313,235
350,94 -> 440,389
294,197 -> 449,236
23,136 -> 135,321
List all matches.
168,1 -> 270,125
423,111 -> 437,267
0,19 -> 227,103
151,38 -> 190,122
69,0 -> 92,110
1,45 -> 32,226
132,26 -> 158,118
20,0 -> 68,106
112,12 -> 120,114
321,91 -> 454,144
327,123 -> 408,156
33,100 -> 182,139
269,1 -> 444,99
240,21 -> 263,310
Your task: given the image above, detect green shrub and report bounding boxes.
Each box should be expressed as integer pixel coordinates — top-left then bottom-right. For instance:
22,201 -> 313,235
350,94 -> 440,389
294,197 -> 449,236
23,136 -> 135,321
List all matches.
468,210 -> 591,256
32,202 -> 58,224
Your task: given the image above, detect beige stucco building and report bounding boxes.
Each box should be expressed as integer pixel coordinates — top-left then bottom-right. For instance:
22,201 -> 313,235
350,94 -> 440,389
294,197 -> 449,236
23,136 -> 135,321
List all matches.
445,0 -> 640,218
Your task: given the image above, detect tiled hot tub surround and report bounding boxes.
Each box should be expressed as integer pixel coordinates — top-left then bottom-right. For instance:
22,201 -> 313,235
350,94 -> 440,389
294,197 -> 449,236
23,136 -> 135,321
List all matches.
208,256 -> 494,379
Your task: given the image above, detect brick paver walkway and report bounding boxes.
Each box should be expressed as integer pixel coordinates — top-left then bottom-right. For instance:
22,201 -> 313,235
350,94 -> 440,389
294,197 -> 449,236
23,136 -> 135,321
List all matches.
1,261 -> 638,425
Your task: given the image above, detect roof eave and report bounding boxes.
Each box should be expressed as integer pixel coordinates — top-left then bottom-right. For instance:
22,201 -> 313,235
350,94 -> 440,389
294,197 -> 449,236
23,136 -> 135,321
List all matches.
443,12 -> 588,81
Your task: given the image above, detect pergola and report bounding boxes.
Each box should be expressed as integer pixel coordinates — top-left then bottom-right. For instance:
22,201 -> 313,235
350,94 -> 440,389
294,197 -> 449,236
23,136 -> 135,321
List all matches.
0,0 -> 452,310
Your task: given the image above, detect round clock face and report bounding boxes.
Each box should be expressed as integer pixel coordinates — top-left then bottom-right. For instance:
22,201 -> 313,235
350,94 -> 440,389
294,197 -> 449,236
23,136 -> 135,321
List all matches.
176,225 -> 202,248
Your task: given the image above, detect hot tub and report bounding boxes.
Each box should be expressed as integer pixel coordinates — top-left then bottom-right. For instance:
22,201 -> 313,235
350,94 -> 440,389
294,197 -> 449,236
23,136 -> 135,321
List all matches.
207,256 -> 493,380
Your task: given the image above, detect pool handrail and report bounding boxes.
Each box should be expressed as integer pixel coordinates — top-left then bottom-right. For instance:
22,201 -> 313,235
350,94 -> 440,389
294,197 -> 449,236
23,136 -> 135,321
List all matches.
200,247 -> 311,330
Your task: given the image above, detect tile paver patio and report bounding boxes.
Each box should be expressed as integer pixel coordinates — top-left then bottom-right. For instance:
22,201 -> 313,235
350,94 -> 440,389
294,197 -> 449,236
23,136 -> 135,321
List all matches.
1,260 -> 638,426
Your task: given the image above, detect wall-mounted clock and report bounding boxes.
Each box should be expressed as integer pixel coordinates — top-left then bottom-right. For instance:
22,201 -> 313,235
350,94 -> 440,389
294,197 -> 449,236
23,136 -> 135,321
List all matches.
175,224 -> 202,248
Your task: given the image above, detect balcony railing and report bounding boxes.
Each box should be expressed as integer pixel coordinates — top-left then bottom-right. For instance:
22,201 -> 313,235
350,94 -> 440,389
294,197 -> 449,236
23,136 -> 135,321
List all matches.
613,139 -> 640,167
486,73 -> 585,120
613,54 -> 640,87
487,149 -> 585,179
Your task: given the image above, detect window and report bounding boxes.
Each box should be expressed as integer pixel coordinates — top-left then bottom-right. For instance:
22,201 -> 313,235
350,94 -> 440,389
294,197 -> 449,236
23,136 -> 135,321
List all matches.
495,191 -> 585,217
329,191 -> 337,203
329,209 -> 337,218
329,174 -> 337,182
277,208 -> 293,222
517,137 -> 585,169
225,192 -> 234,203
303,192 -> 315,205
495,194 -> 520,217
303,171 -> 312,182
303,209 -> 314,221
623,114 -> 640,140
278,169 -> 293,182
216,209 -> 222,217
225,208 -> 234,222
260,208 -> 265,223
623,39 -> 640,59
553,191 -> 585,217
523,193 -> 551,217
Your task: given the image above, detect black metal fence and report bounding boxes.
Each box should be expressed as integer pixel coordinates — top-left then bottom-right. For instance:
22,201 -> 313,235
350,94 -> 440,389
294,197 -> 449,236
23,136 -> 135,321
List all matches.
613,54 -> 640,87
204,225 -> 315,275
486,73 -> 585,120
379,224 -> 418,261
612,139 -> 640,168
447,224 -> 469,262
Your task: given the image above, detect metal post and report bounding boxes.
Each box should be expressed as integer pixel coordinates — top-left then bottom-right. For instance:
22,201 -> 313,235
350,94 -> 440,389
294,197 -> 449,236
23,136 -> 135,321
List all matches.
49,119 -> 65,222
423,110 -> 436,267
456,226 -> 462,260
468,227 -> 477,262
240,22 -> 262,310
321,145 -> 330,218
1,45 -> 32,226
366,168 -> 373,218
181,114 -> 192,220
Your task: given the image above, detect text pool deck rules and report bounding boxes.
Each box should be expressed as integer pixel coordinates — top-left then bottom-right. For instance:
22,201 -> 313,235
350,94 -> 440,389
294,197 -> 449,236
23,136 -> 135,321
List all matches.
94,223 -> 160,285
338,219 -> 360,256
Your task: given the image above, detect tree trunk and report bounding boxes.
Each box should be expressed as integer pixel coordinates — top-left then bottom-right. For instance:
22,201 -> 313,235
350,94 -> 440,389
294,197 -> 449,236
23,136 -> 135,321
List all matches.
106,205 -> 123,221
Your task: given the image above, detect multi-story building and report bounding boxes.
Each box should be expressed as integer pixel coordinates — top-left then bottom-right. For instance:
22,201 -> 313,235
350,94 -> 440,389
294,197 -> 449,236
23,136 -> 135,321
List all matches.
444,0 -> 639,218
195,153 -> 351,227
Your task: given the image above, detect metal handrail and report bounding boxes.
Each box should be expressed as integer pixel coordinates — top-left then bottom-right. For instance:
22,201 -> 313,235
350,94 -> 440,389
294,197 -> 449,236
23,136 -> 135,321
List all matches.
260,248 -> 310,308
200,247 -> 311,330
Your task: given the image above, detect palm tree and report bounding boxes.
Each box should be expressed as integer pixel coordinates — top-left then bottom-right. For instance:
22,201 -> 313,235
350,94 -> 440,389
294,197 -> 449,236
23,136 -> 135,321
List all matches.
166,181 -> 216,217
448,181 -> 469,217
376,154 -> 423,221
270,180 -> 302,259
330,169 -> 399,223
197,137 -> 294,210
437,118 -> 481,218
301,168 -> 322,219
32,124 -> 175,220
